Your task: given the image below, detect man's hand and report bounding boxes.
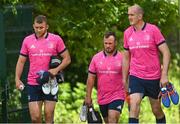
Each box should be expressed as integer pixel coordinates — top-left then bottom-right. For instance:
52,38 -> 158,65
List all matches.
160,73 -> 169,87
122,79 -> 129,93
15,79 -> 24,90
85,96 -> 92,107
48,68 -> 59,77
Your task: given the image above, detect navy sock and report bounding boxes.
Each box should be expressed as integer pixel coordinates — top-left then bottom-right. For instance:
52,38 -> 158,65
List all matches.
156,116 -> 166,124
129,118 -> 139,124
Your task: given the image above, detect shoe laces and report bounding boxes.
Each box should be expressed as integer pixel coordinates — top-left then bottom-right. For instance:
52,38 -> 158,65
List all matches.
43,83 -> 50,88
82,106 -> 87,115
50,78 -> 58,88
160,88 -> 168,99
167,84 -> 176,96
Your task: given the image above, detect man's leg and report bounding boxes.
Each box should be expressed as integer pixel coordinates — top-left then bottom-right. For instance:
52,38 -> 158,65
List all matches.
44,100 -> 56,123
128,75 -> 145,123
99,104 -> 108,123
149,97 -> 166,123
108,109 -> 120,123
103,117 -> 108,124
27,85 -> 44,123
129,93 -> 143,123
108,99 -> 124,123
29,101 -> 43,123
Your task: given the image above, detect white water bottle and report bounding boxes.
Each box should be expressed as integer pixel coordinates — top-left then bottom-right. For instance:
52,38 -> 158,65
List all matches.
19,84 -> 25,91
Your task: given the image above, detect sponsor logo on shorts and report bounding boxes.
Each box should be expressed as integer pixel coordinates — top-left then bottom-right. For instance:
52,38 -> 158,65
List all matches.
129,88 -> 131,93
28,95 -> 31,101
54,95 -> 57,100
117,105 -> 121,110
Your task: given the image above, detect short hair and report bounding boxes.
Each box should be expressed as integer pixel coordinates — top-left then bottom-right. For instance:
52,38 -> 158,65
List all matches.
129,4 -> 144,15
34,15 -> 47,24
104,32 -> 116,42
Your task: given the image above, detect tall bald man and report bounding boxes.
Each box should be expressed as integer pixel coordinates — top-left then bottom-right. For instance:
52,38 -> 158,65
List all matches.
122,4 -> 171,123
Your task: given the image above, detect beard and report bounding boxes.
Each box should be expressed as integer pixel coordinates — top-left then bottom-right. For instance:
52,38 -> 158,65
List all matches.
129,21 -> 135,26
105,47 -> 115,54
35,31 -> 46,38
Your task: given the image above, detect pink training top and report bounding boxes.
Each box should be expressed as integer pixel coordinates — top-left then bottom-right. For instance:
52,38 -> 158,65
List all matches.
124,23 -> 165,79
20,33 -> 66,85
89,51 -> 125,105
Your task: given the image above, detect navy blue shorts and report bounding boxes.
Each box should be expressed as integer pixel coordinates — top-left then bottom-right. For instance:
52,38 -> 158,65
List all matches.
129,75 -> 160,99
99,99 -> 124,118
27,84 -> 58,102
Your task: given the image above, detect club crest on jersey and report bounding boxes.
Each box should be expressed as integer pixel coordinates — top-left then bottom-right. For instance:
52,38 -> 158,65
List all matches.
40,49 -> 43,53
144,34 -> 150,41
48,43 -> 54,49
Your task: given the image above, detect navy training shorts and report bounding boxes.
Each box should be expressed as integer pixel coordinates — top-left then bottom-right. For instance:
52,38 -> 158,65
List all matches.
99,99 -> 124,118
27,84 -> 58,102
129,75 -> 160,99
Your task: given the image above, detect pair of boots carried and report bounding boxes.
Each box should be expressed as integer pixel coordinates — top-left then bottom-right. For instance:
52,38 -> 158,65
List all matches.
160,82 -> 179,108
80,102 -> 103,124
36,56 -> 64,95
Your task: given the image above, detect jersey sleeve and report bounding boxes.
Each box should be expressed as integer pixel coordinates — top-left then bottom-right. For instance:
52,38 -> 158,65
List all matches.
123,31 -> 129,50
88,56 -> 96,75
153,25 -> 165,46
20,38 -> 28,57
56,36 -> 66,55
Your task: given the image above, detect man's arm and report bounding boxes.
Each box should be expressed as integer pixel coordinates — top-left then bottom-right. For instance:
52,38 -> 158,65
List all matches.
49,49 -> 71,76
122,50 -> 130,91
158,43 -> 171,87
85,73 -> 96,106
15,55 -> 27,89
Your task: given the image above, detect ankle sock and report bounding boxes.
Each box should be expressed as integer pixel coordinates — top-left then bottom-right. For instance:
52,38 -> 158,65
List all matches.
129,118 -> 139,123
156,116 -> 166,124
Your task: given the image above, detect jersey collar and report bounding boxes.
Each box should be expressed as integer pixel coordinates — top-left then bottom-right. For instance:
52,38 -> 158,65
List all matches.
35,32 -> 49,39
103,50 -> 118,57
133,22 -> 146,31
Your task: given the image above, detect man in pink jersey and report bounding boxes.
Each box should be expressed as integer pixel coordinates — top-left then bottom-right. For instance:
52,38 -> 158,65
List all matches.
15,15 -> 71,123
122,4 -> 171,123
85,32 -> 125,123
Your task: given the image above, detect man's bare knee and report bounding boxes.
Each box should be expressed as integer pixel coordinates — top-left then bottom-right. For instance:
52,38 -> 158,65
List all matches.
152,107 -> 164,118
130,102 -> 141,118
45,111 -> 54,123
108,116 -> 118,123
31,115 -> 41,123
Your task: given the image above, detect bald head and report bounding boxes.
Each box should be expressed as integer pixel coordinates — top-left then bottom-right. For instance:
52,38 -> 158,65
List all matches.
128,4 -> 144,27
128,4 -> 144,16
